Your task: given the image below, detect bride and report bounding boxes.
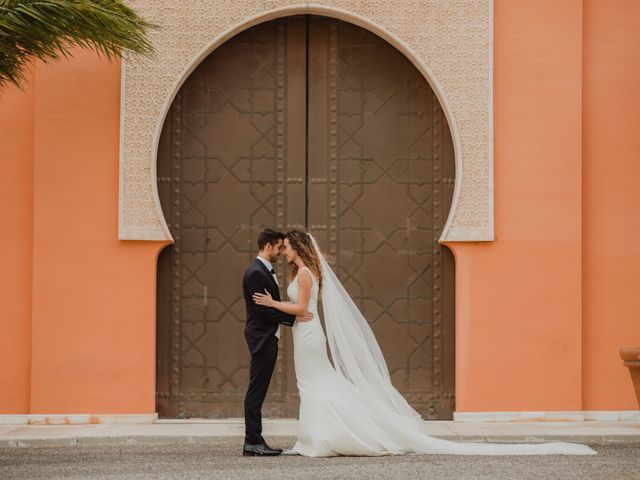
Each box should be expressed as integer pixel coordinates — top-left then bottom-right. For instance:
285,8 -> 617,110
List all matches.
252,229 -> 595,457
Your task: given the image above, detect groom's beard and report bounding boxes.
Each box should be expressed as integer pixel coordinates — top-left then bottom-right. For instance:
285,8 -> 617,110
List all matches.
268,253 -> 279,263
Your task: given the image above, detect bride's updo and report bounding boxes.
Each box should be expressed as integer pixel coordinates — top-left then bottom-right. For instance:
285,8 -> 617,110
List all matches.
286,229 -> 323,292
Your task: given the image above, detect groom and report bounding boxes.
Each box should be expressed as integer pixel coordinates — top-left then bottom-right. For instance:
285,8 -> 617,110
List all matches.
242,228 -> 310,456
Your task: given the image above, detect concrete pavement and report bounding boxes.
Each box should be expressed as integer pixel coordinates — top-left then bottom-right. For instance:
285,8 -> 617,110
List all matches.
1,439 -> 640,480
0,419 -> 638,447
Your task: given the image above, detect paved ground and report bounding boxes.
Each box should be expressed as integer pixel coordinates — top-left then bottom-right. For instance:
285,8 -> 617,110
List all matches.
1,419 -> 639,446
1,438 -> 639,480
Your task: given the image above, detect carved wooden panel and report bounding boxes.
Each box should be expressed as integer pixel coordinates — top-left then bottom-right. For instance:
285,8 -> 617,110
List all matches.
157,15 -> 455,419
307,17 -> 455,419
157,18 -> 304,418
121,1 -> 493,243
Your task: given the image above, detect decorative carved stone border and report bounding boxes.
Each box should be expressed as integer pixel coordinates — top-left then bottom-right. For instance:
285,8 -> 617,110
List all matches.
119,1 -> 493,242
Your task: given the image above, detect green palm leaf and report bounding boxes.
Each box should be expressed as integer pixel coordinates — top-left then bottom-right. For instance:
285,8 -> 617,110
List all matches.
0,0 -> 157,89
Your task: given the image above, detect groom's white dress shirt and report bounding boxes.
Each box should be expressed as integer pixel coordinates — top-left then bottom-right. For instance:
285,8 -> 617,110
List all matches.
256,255 -> 280,339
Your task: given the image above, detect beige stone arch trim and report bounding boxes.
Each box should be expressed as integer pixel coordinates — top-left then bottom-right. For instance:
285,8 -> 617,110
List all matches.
119,1 -> 494,242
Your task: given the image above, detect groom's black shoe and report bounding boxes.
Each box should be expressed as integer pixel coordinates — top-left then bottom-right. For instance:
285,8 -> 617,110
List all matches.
242,442 -> 282,456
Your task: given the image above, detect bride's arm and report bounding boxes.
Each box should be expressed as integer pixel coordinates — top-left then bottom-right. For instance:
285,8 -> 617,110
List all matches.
253,270 -> 313,321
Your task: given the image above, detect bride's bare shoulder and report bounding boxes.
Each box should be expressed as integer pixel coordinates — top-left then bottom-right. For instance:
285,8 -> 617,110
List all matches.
297,266 -> 314,283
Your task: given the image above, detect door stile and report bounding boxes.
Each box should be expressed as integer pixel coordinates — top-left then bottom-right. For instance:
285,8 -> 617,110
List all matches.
306,17 -> 334,260
270,16 -> 307,416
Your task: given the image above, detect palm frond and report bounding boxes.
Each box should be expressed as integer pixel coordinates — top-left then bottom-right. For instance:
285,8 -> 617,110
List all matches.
0,0 -> 157,89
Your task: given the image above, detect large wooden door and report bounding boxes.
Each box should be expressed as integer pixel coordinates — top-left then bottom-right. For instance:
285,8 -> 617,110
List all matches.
156,15 -> 455,419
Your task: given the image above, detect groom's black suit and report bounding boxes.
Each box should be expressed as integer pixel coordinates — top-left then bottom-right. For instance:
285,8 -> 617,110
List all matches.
243,258 -> 295,445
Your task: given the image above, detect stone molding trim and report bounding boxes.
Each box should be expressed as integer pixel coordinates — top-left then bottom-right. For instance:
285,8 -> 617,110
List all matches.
453,411 -> 640,422
119,1 -> 494,242
0,413 -> 159,425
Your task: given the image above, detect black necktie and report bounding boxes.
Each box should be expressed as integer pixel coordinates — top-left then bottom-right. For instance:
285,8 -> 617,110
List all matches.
270,268 -> 275,275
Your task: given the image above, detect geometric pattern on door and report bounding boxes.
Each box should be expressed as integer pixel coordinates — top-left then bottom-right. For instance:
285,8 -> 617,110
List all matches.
156,15 -> 455,419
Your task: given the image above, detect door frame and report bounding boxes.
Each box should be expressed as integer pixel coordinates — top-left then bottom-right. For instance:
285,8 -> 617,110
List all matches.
154,14 -> 457,418
118,2 -> 494,243
117,2 -> 494,418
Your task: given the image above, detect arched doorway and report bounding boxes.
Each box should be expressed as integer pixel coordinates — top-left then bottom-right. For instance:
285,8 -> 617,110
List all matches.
156,15 -> 455,419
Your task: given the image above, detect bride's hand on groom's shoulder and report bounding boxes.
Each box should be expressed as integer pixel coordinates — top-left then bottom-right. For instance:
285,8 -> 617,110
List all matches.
253,289 -> 274,307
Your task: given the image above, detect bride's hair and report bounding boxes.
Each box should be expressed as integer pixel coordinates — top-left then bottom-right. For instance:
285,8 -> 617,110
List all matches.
286,229 -> 323,292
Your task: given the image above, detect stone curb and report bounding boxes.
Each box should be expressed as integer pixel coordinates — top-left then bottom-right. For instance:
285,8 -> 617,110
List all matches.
2,434 -> 639,448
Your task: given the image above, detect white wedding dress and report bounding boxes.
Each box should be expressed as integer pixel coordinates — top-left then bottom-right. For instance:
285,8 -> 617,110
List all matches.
287,266 -> 595,457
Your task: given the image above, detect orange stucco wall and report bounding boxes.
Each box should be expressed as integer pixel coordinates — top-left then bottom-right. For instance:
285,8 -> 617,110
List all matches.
582,0 -> 640,410
451,0 -> 584,411
0,2 -> 638,415
451,0 -> 639,412
0,68 -> 34,413
449,0 -> 639,412
30,51 -> 166,413
1,51 -> 165,414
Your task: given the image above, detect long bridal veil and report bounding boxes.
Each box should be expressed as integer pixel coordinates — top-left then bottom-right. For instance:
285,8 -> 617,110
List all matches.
308,234 -> 423,425
307,233 -> 596,455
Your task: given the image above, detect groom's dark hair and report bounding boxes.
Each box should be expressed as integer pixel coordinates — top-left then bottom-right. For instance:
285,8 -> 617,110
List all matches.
257,228 -> 285,250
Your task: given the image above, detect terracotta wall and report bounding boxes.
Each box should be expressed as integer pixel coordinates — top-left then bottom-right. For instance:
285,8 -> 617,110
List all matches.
451,0 -> 640,412
582,0 -> 640,410
1,51 -> 164,414
452,0 -> 584,412
0,70 -> 34,413
30,51 -> 165,413
0,1 -> 638,415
